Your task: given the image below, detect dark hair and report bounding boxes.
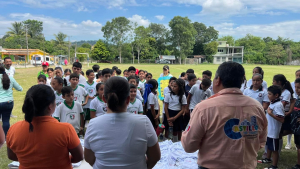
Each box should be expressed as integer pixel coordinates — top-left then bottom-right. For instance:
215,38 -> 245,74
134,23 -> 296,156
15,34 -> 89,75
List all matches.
147,79 -> 158,94
128,66 -> 136,72
123,69 -> 128,73
102,68 -> 112,76
4,57 -> 12,62
170,79 -> 185,104
70,73 -> 79,79
92,65 -> 100,72
169,77 -> 177,83
128,75 -> 136,82
139,70 -> 145,74
201,78 -> 212,87
64,69 -> 72,74
61,86 -> 73,96
202,70 -> 212,77
95,83 -> 104,96
104,77 -> 130,112
253,67 -> 264,79
86,69 -> 94,76
130,84 -> 137,89
73,62 -> 82,69
252,73 -> 263,80
53,77 -> 64,86
273,74 -> 294,97
116,69 -> 121,75
38,74 -> 47,81
136,78 -> 139,84
97,70 -> 102,78
55,67 -> 62,72
22,85 -> 55,132
295,78 -> 300,84
80,71 -> 84,76
215,61 -> 245,88
180,72 -> 186,77
186,69 -> 194,74
188,73 -> 196,81
112,66 -> 118,71
296,70 -> 300,74
0,66 -> 10,90
268,85 -> 282,97
146,73 -> 152,78
47,68 -> 54,72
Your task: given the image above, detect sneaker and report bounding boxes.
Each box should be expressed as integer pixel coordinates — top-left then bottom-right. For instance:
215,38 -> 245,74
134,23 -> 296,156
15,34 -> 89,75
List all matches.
285,144 -> 291,149
258,158 -> 272,164
264,165 -> 278,169
10,114 -> 17,118
292,164 -> 300,169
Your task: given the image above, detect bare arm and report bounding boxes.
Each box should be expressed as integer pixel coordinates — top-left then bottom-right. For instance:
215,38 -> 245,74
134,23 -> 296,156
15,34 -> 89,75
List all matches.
90,111 -> 96,119
82,95 -> 89,106
267,108 -> 284,123
286,99 -> 296,116
80,114 -> 85,129
262,102 -> 270,110
84,148 -> 96,166
146,142 -> 161,169
7,147 -> 18,161
164,103 -> 170,119
69,144 -> 84,163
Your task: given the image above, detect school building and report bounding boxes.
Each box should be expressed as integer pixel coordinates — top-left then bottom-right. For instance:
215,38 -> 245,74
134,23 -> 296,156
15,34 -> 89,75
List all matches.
0,47 -> 49,64
213,41 -> 244,64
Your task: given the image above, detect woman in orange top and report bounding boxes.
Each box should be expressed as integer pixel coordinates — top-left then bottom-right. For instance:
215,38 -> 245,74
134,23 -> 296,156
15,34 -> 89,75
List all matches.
6,84 -> 83,169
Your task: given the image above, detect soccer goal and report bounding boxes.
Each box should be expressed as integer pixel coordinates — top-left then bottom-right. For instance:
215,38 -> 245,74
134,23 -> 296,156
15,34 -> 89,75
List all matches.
185,58 -> 199,65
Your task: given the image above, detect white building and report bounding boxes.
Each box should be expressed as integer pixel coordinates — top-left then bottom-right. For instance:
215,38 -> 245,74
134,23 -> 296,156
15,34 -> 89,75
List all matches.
213,41 -> 244,64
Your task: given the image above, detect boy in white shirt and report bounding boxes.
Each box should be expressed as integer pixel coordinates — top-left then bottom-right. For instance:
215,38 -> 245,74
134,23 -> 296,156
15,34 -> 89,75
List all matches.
127,84 -> 143,114
187,78 -> 212,113
55,86 -> 84,136
258,85 -> 285,169
65,62 -> 86,87
138,70 -> 146,95
69,73 -> 89,106
83,70 -> 97,121
128,75 -> 143,102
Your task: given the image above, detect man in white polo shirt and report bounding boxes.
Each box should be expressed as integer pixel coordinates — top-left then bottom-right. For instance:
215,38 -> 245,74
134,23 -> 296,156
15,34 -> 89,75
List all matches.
4,57 -> 15,77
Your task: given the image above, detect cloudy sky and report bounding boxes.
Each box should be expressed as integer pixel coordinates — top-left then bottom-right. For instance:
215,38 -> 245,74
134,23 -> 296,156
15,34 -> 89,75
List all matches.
0,0 -> 300,41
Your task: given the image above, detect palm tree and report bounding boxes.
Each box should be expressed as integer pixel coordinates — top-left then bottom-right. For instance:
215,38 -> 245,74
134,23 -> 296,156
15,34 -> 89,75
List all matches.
54,32 -> 67,55
7,22 -> 25,36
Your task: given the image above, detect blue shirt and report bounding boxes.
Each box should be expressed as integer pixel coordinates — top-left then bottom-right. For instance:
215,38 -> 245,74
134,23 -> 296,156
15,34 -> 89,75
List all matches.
185,84 -> 192,97
0,74 -> 23,103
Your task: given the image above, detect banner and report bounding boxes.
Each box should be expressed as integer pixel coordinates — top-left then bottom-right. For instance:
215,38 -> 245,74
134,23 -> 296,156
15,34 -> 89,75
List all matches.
158,76 -> 172,101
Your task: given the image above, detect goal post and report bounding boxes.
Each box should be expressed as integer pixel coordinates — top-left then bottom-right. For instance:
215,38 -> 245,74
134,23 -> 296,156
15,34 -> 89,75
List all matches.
185,58 -> 199,65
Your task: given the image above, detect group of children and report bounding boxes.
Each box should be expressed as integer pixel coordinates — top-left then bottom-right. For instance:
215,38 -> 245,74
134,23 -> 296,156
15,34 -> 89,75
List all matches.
35,62 -> 300,169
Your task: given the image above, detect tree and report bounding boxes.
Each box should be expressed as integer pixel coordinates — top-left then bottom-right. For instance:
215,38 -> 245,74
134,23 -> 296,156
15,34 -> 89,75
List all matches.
148,23 -> 169,54
169,16 -> 196,64
134,26 -> 150,63
163,49 -> 171,55
218,35 -> 235,46
101,17 -> 131,63
204,41 -> 218,63
81,43 -> 91,49
91,40 -> 110,60
76,47 -> 90,62
263,37 -> 274,43
23,20 -> 43,38
54,32 -> 68,55
141,37 -> 158,59
6,22 -> 25,37
265,45 -> 287,65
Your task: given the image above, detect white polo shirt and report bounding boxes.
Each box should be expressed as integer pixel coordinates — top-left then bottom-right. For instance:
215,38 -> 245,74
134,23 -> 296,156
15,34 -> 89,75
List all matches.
267,101 -> 285,139
243,88 -> 270,105
65,74 -> 86,87
5,67 -> 15,77
247,79 -> 268,90
83,81 -> 97,109
127,99 -> 143,114
189,84 -> 212,110
90,96 -> 107,117
139,79 -> 146,94
73,85 -> 88,105
280,89 -> 291,112
164,93 -> 187,111
147,92 -> 159,110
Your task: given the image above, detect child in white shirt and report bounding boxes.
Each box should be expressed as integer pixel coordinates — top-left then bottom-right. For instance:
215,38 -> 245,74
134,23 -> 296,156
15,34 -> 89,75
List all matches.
127,84 -> 143,114
90,83 -> 107,118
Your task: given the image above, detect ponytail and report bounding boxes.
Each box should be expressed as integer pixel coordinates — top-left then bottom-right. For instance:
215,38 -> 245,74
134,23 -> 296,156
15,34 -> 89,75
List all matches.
273,74 -> 294,98
63,78 -> 68,87
23,97 -> 35,132
0,66 -> 10,90
107,93 -> 119,112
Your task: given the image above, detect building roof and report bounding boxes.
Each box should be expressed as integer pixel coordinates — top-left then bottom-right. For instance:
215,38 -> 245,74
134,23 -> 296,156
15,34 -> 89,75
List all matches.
159,55 -> 176,60
2,49 -> 49,55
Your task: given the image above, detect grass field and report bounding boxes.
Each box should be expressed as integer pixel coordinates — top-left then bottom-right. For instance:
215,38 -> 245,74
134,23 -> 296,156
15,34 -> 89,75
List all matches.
0,63 -> 299,169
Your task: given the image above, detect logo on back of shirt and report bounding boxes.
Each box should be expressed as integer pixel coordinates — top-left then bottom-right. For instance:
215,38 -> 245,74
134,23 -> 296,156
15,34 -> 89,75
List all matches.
224,116 -> 259,140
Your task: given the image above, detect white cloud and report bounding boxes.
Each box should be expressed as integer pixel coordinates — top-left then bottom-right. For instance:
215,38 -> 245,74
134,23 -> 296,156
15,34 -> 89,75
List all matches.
128,15 -> 151,27
77,6 -> 89,12
81,20 -> 102,27
20,0 -> 77,8
214,20 -> 300,40
3,13 -> 103,40
161,2 -> 172,6
155,15 -> 165,21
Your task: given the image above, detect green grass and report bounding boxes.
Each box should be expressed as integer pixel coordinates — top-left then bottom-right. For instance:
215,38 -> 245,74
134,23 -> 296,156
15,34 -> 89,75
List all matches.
0,63 -> 299,168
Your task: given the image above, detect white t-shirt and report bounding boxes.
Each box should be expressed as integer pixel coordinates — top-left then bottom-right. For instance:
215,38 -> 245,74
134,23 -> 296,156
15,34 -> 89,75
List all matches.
138,79 -> 146,94
159,73 -> 173,78
209,84 -> 214,95
84,112 -> 157,169
246,79 -> 268,90
5,67 -> 15,77
73,85 -> 88,105
185,80 -> 201,86
147,92 -> 159,110
189,84 -> 212,110
267,101 -> 284,139
280,89 -> 291,112
164,93 -> 187,111
127,99 -> 143,114
243,88 -> 270,105
55,101 -> 83,133
162,87 -> 171,114
65,74 -> 86,87
83,81 -> 97,109
46,77 -> 52,87
291,82 -> 298,99
53,91 -> 64,117
136,89 -> 143,102
90,96 -> 107,117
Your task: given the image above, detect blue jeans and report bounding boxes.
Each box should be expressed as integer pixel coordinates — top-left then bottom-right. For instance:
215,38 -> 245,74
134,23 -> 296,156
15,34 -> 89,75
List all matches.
0,101 -> 14,136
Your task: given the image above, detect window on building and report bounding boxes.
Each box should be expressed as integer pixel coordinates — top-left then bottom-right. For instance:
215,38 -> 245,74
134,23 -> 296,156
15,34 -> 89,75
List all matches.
46,57 -> 50,61
217,57 -> 220,62
218,49 -> 224,52
222,57 -> 226,62
219,42 -> 222,45
228,57 -> 232,61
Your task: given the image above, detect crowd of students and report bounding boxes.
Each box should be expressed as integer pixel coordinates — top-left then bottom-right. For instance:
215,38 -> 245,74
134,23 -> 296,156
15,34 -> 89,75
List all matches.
2,60 -> 300,169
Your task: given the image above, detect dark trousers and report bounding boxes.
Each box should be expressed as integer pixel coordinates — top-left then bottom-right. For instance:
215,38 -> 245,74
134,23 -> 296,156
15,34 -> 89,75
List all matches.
0,101 -> 14,136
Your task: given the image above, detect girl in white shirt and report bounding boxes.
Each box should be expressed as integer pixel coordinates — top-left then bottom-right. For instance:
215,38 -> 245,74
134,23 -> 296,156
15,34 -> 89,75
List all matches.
51,77 -> 64,117
46,68 -> 54,87
144,79 -> 160,129
273,74 -> 295,153
243,74 -> 270,110
90,83 -> 107,118
247,67 -> 268,90
164,79 -> 187,141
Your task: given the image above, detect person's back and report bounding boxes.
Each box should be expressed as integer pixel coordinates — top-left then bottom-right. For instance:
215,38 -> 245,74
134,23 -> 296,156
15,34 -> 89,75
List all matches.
7,117 -> 79,169
0,75 -> 22,102
85,113 -> 156,168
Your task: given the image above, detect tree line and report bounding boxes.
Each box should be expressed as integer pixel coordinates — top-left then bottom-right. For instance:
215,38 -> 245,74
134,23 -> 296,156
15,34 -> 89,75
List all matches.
1,17 -> 300,64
